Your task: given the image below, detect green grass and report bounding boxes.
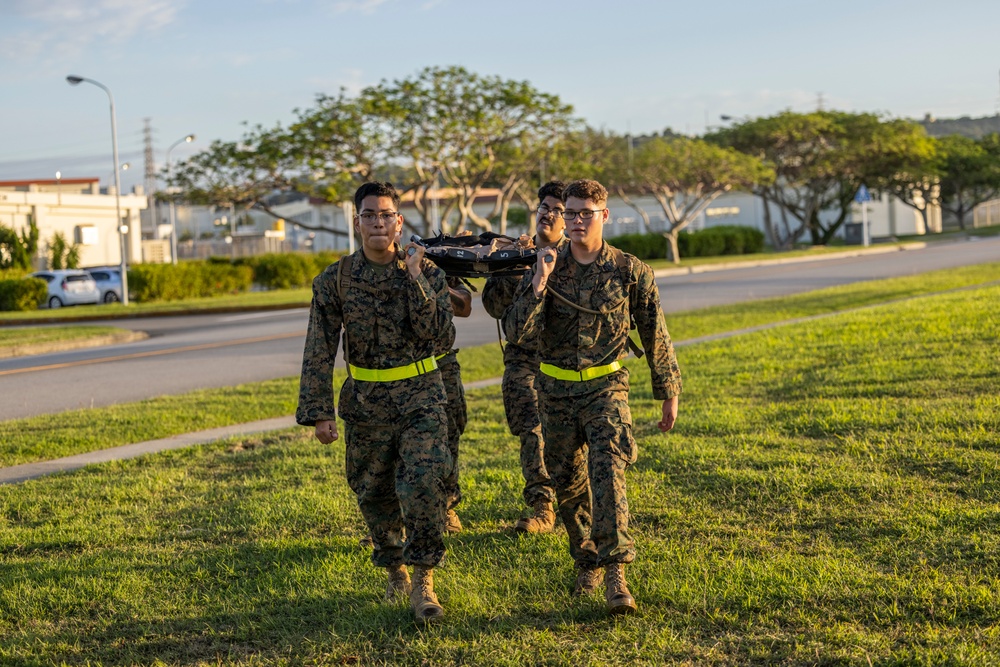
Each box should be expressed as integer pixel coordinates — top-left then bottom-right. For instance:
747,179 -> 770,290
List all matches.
1,262 -> 998,469
0,324 -> 125,348
0,288 -> 313,323
1,282 -> 998,664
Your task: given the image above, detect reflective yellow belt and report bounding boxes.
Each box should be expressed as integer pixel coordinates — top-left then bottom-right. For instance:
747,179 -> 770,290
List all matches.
349,356 -> 439,382
539,360 -> 623,382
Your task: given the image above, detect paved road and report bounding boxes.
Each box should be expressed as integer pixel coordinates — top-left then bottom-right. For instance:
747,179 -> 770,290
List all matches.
1,237 -> 997,421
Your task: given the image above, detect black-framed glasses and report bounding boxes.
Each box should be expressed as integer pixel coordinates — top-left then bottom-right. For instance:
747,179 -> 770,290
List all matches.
537,204 -> 565,218
562,208 -> 606,221
358,211 -> 398,224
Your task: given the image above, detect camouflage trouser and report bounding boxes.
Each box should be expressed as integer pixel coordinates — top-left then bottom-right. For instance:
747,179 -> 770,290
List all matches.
501,359 -> 555,506
439,351 -> 466,510
345,406 -> 451,568
540,387 -> 636,568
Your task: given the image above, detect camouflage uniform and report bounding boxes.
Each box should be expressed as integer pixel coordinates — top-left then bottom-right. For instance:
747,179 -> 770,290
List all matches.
482,237 -> 568,508
505,241 -> 682,568
297,248 -> 454,568
438,276 -> 470,510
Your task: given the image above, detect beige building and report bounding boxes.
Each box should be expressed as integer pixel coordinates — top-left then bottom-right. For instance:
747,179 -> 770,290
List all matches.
0,178 -> 147,269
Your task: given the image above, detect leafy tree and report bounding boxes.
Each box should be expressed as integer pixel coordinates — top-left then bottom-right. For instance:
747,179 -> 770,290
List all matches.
48,232 -> 80,269
167,124 -> 304,228
0,217 -> 39,270
372,66 -> 575,235
937,133 -> 1000,229
710,111 -> 921,247
610,136 -> 772,263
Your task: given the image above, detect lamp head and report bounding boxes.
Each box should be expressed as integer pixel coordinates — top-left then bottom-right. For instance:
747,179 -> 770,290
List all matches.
66,75 -> 84,85
185,134 -> 195,143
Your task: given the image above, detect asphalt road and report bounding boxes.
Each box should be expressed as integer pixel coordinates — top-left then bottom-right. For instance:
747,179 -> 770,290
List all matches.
1,237 -> 997,421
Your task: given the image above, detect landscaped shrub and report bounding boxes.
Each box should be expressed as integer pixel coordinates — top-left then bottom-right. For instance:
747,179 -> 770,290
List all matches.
237,253 -> 316,290
611,226 -> 765,260
0,277 -> 47,311
128,261 -> 253,302
608,233 -> 667,260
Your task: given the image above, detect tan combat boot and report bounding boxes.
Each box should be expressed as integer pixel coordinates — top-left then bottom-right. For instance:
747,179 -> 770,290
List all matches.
572,566 -> 602,597
385,564 -> 411,601
444,509 -> 463,535
514,500 -> 556,534
410,565 -> 444,624
604,562 -> 637,615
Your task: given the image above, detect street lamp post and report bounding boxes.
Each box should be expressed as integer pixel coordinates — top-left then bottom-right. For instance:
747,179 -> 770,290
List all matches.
66,75 -> 129,306
165,134 -> 195,264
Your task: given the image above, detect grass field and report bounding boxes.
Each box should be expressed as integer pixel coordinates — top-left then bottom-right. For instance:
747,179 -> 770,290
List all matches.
0,277 -> 998,663
1,263 -> 998,469
0,324 -> 125,350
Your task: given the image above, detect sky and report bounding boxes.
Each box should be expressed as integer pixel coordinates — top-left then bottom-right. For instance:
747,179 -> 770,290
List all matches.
1,0 -> 999,192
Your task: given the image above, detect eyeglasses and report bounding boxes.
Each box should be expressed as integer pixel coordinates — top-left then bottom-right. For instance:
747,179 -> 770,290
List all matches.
537,204 -> 565,218
357,211 -> 399,224
562,209 -> 606,221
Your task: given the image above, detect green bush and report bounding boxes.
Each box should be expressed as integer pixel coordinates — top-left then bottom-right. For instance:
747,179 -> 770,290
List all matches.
608,233 -> 667,260
128,261 -> 254,302
0,277 -> 47,311
238,253 -> 318,290
612,226 -> 765,260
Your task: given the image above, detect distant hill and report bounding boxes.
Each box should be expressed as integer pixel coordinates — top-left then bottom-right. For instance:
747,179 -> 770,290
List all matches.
918,114 -> 1000,139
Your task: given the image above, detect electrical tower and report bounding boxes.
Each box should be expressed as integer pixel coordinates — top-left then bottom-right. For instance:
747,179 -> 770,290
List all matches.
143,118 -> 157,227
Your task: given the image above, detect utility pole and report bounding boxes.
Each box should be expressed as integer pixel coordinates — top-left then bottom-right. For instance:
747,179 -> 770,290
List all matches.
817,92 -> 825,111
143,118 -> 157,230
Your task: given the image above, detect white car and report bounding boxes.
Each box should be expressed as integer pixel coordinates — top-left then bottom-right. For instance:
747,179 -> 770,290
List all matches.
86,267 -> 124,303
29,270 -> 101,308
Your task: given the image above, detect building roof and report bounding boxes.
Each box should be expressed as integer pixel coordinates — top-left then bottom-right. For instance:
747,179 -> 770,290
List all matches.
0,178 -> 100,187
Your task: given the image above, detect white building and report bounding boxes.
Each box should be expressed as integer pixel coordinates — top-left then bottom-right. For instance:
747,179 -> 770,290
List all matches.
0,178 -> 146,269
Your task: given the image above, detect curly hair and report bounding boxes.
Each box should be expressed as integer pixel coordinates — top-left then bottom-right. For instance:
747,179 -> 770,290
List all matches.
537,180 -> 566,203
353,181 -> 401,211
561,179 -> 608,206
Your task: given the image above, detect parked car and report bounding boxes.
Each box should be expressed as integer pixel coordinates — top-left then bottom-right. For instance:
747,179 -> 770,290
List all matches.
86,266 -> 123,303
28,270 -> 101,308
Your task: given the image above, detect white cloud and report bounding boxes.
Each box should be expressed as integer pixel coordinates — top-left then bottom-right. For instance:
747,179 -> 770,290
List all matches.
0,0 -> 182,61
330,0 -> 390,15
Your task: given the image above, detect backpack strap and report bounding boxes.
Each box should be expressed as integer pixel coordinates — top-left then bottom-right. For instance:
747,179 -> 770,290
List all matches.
336,253 -> 354,380
610,246 -> 645,359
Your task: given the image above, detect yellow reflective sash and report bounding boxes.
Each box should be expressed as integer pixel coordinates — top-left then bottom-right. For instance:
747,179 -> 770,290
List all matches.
349,356 -> 439,382
539,360 -> 623,382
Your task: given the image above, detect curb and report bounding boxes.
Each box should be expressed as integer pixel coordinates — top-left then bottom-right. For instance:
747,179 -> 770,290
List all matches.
0,330 -> 149,359
651,242 -> 927,278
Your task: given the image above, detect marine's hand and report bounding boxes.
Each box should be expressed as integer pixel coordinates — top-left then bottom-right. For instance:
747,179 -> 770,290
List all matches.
657,396 -> 678,433
533,247 -> 557,296
404,242 -> 425,279
315,419 -> 339,444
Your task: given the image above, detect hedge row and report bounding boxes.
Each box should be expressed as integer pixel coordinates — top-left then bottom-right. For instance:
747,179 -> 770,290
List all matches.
0,277 -> 47,311
126,251 -> 344,302
234,251 -> 342,290
128,262 -> 255,302
610,225 -> 766,260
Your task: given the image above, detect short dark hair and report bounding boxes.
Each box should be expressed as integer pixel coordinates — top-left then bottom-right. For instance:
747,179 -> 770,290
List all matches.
562,179 -> 608,206
537,180 -> 565,203
354,181 -> 400,211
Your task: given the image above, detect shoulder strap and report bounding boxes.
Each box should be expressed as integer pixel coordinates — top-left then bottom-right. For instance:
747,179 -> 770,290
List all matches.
336,254 -> 354,379
610,246 -> 645,359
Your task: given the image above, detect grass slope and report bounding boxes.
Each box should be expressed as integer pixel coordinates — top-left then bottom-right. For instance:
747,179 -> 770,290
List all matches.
0,284 -> 997,664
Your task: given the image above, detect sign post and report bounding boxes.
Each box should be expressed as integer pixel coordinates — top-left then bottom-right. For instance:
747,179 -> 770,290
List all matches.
855,184 -> 871,247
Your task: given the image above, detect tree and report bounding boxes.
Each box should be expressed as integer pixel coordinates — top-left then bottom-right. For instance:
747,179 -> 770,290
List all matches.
611,136 -> 772,263
0,217 -> 38,270
710,111 -> 917,248
373,66 -> 575,235
48,232 -> 80,269
937,134 -> 1000,229
167,124 -> 320,231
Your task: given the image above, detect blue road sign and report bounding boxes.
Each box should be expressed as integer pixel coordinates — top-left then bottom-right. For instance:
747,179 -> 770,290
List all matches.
855,184 -> 871,203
